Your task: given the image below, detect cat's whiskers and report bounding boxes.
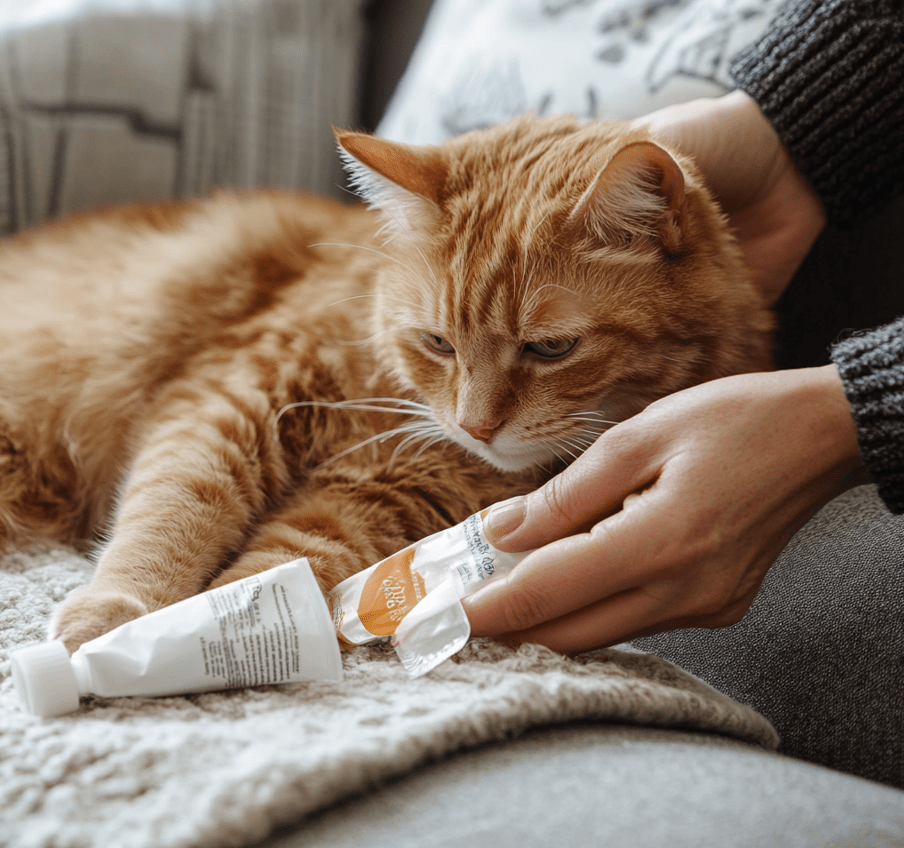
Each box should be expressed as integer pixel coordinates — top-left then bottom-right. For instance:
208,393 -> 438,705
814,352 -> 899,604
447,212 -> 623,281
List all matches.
566,411 -> 620,426
564,433 -> 597,450
556,442 -> 582,461
542,445 -> 573,473
274,397 -> 448,469
325,418 -> 448,469
322,419 -> 442,466
389,427 -> 449,466
323,293 -> 377,309
308,242 -> 422,280
520,205 -> 557,254
515,263 -> 540,315
535,411 -> 618,468
335,331 -> 384,348
518,278 -> 576,322
344,189 -> 443,297
276,397 -> 434,422
565,415 -> 618,425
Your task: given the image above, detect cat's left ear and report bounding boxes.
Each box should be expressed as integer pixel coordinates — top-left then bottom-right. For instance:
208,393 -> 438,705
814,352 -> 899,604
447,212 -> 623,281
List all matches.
571,141 -> 688,255
335,130 -> 447,234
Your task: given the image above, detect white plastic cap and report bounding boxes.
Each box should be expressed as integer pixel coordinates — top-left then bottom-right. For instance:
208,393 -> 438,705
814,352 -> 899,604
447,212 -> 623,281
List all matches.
10,640 -> 81,717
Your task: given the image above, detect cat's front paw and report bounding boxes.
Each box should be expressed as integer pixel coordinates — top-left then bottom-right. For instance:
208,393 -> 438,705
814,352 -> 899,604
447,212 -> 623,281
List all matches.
50,588 -> 149,653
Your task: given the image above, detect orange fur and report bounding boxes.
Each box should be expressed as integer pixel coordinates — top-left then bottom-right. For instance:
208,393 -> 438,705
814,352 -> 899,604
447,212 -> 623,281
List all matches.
0,116 -> 773,651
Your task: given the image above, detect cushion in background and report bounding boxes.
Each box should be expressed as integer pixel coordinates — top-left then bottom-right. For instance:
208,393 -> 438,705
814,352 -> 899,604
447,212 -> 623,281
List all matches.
378,0 -> 782,143
0,0 -> 367,237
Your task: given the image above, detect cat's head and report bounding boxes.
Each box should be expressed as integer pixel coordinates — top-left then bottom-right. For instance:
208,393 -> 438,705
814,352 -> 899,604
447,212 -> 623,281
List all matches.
337,116 -> 773,473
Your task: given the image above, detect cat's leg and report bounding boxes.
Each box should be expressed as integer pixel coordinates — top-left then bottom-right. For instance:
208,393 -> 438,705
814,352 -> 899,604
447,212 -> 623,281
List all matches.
0,418 -> 33,545
0,411 -> 88,546
50,375 -> 287,651
207,471 -> 442,594
206,455 -> 514,594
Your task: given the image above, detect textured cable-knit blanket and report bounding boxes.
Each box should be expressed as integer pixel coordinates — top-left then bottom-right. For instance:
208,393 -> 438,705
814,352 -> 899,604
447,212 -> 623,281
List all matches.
0,541 -> 778,848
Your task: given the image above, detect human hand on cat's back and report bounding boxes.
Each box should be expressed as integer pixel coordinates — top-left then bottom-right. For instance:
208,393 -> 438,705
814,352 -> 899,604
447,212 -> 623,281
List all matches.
633,90 -> 826,308
462,366 -> 865,653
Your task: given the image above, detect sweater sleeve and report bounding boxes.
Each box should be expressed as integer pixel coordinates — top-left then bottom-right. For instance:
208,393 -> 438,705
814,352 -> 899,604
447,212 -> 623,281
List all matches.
831,320 -> 904,513
729,0 -> 904,225
730,0 -> 904,510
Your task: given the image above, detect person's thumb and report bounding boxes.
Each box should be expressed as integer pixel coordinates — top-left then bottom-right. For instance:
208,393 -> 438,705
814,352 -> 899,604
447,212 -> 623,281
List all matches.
483,423 -> 653,553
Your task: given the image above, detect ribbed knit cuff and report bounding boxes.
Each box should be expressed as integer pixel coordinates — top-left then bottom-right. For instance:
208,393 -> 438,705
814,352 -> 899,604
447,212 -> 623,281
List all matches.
730,0 -> 904,225
832,317 -> 904,513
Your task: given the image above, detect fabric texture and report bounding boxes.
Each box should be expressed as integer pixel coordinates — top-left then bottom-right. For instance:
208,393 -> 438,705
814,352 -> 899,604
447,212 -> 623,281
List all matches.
0,0 -> 366,237
275,726 -> 904,848
833,320 -> 904,513
729,0 -> 904,225
377,0 -> 781,143
0,541 -> 777,848
634,485 -> 904,789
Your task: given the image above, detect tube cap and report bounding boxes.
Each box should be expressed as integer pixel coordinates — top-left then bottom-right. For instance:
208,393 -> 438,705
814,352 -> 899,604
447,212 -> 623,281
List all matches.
10,640 -> 81,717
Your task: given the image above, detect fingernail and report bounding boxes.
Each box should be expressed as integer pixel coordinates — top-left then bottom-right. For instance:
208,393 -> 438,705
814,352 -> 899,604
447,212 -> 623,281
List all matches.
483,497 -> 525,545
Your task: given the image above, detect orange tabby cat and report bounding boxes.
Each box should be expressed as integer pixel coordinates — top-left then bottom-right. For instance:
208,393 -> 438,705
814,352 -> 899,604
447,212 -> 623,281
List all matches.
0,116 -> 773,652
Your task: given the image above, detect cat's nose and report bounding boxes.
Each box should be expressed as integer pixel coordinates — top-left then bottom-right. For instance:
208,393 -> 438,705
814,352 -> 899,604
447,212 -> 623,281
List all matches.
461,419 -> 504,443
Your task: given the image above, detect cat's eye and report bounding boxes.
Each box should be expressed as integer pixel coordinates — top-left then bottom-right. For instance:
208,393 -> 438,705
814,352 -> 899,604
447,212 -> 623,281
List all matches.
524,339 -> 578,359
421,333 -> 455,355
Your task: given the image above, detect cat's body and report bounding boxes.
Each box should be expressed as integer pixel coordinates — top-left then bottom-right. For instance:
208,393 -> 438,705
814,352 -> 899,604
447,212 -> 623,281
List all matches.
0,116 -> 773,652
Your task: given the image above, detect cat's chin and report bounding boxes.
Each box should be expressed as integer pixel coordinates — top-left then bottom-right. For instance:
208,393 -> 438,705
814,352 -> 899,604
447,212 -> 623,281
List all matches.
456,438 -> 548,474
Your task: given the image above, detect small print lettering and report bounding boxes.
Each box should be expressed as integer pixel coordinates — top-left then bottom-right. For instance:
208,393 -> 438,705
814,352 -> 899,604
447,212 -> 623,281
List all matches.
203,577 -> 301,687
463,513 -> 496,582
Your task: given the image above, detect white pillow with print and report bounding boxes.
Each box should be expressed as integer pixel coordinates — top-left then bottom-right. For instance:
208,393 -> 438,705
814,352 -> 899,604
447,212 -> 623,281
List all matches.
378,0 -> 780,143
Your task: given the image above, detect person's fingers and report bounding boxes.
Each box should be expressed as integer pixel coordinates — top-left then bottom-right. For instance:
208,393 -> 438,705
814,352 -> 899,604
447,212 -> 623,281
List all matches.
466,491 -> 684,637
467,464 -> 779,645
484,583 -> 755,655
483,420 -> 661,553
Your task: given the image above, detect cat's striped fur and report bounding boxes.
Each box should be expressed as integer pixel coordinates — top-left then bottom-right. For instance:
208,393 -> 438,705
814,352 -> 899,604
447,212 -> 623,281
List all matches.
0,116 -> 773,651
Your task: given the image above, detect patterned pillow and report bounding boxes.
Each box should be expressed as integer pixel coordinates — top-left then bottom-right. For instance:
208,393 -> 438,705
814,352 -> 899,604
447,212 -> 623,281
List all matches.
0,0 -> 366,236
378,0 -> 781,143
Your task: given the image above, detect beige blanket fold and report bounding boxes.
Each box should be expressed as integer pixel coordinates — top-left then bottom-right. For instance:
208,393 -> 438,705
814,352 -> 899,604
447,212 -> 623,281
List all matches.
0,542 -> 778,848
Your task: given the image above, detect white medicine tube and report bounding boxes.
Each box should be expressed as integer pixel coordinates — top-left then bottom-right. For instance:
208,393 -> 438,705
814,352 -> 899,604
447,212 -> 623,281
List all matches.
11,558 -> 342,718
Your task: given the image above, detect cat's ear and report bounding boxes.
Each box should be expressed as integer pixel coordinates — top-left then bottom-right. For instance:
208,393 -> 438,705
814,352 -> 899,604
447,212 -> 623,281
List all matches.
335,130 -> 447,234
570,141 -> 688,255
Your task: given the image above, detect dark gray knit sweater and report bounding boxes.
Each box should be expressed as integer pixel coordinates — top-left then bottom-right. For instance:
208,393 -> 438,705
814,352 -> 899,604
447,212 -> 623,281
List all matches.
730,0 -> 904,512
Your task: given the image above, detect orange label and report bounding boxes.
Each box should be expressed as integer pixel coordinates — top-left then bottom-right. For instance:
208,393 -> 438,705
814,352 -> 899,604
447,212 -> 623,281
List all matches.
359,548 -> 426,636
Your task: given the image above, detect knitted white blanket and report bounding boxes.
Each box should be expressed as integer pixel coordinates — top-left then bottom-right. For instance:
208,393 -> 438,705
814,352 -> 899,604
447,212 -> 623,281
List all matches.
0,542 -> 778,848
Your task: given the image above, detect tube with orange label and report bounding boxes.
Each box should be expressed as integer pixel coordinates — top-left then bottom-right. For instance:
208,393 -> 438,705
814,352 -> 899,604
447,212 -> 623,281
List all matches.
328,509 -> 531,677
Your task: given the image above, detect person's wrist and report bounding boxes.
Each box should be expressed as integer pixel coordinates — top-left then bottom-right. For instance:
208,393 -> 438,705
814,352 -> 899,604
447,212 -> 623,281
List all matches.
803,364 -> 865,490
716,92 -> 826,305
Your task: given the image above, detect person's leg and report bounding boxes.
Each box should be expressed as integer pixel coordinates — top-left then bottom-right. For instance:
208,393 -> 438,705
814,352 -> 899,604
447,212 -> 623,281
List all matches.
634,484 -> 904,788
258,724 -> 904,848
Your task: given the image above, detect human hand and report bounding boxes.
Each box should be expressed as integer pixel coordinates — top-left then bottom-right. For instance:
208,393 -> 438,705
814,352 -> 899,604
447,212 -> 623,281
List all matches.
633,91 -> 826,307
462,365 -> 864,653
